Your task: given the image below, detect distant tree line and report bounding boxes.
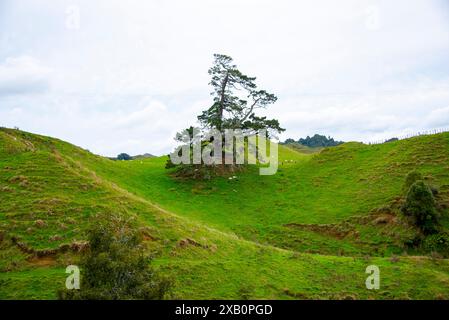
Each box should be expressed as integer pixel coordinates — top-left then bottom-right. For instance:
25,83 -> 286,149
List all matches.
283,134 -> 344,147
111,153 -> 155,161
117,153 -> 132,161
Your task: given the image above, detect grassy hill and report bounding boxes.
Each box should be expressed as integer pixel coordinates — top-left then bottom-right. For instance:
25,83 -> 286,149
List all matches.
1,127 -> 449,299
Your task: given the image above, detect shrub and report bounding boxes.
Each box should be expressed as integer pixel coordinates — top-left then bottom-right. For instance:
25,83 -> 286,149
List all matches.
59,215 -> 171,300
423,233 -> 449,257
403,234 -> 424,248
401,180 -> 439,234
429,185 -> 439,196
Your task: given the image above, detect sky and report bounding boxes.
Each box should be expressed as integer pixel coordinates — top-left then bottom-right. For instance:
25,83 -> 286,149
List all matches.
0,0 -> 449,156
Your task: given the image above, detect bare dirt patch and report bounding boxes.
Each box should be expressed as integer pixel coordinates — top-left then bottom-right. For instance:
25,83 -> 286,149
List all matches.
177,238 -> 209,249
139,227 -> 158,242
372,214 -> 397,225
27,255 -> 57,267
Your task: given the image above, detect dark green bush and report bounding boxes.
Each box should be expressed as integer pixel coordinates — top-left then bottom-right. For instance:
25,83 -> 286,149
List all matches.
59,215 -> 171,300
401,180 -> 439,234
429,184 -> 439,196
117,153 -> 132,161
423,233 -> 449,256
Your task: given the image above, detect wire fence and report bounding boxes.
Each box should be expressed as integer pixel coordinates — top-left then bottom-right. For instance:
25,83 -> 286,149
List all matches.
367,127 -> 449,145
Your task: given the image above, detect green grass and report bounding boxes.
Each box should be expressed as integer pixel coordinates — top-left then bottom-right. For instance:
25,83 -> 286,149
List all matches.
1,127 -> 449,299
61,133 -> 449,256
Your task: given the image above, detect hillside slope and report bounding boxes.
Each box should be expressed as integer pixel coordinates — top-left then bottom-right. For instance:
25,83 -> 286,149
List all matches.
63,131 -> 449,256
1,127 -> 449,299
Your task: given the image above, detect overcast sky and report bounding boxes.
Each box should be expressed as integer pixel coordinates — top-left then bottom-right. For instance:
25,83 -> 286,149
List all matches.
1,0 -> 449,156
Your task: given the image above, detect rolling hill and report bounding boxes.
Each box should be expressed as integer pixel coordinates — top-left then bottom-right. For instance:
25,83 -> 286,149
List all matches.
1,127 -> 449,299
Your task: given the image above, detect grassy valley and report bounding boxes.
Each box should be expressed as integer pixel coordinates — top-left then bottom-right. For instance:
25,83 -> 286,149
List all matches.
1,127 -> 449,299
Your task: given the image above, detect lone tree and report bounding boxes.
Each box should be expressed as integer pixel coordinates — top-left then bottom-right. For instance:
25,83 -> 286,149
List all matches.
197,54 -> 284,136
167,54 -> 284,175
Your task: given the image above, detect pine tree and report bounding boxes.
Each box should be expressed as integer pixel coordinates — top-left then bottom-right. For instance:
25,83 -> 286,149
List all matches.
197,54 -> 284,136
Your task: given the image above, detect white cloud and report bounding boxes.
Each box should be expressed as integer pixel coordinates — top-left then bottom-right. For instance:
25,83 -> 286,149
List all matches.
425,106 -> 449,128
0,56 -> 52,95
113,101 -> 167,129
0,94 -> 207,156
0,0 -> 449,155
273,81 -> 449,143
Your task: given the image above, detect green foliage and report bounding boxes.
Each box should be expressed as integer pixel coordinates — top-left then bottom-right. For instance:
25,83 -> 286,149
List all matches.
197,54 -> 284,135
117,153 -> 132,161
59,215 -> 171,300
297,134 -> 343,147
402,180 -> 439,234
423,233 -> 449,256
3,128 -> 449,299
429,185 -> 439,196
169,54 -> 285,175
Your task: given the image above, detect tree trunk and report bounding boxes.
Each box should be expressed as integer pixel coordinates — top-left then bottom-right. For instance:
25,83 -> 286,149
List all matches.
218,73 -> 229,132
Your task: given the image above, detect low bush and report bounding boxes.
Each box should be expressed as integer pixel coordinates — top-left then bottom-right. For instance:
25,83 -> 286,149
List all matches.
401,180 -> 439,234
423,233 -> 449,257
59,215 -> 171,300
